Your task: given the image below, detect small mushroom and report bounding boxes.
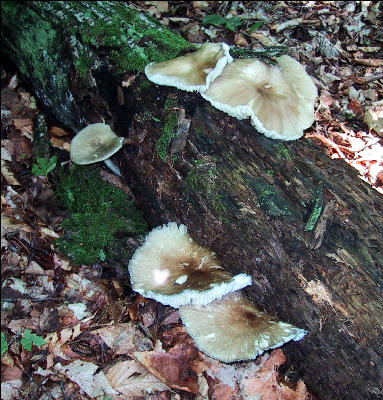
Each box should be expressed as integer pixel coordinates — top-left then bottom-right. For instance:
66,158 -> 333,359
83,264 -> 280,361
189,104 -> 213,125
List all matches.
201,55 -> 317,140
144,42 -> 233,93
179,292 -> 307,362
70,123 -> 124,165
128,223 -> 252,308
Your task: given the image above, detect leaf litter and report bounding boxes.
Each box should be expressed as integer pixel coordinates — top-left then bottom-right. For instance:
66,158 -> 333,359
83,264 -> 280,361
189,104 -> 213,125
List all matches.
1,1 -> 382,399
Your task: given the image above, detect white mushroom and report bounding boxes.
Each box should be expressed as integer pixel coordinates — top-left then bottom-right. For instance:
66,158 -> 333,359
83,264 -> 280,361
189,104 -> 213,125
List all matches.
201,55 -> 317,140
145,42 -> 233,93
70,123 -> 124,165
128,222 -> 252,308
179,291 -> 307,362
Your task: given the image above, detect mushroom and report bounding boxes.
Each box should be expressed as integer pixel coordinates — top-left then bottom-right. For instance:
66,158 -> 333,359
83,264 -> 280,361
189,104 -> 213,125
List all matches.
70,123 -> 124,165
179,291 -> 307,362
201,55 -> 318,140
128,222 -> 252,308
144,42 -> 233,93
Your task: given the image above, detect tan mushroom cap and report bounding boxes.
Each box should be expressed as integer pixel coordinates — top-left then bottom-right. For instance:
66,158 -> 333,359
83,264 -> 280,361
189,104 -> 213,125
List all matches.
144,42 -> 233,93
201,55 -> 318,140
70,123 -> 124,165
179,292 -> 307,362
128,223 -> 252,308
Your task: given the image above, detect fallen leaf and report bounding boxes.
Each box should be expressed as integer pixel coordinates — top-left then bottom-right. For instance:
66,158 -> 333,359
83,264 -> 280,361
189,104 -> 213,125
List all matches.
241,349 -> 308,400
54,360 -> 118,398
1,380 -> 22,400
67,302 -> 90,320
12,117 -> 33,135
39,227 -> 60,239
133,342 -> 200,393
1,159 -> 20,186
354,58 -> 383,67
49,136 -> 71,151
2,366 -> 23,382
50,126 -> 71,137
53,253 -> 71,271
105,359 -> 169,397
91,322 -> 153,355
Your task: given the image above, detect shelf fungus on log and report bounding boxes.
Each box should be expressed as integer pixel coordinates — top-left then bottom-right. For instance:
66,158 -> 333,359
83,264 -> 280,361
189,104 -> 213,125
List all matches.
128,223 -> 252,308
144,42 -> 233,93
201,55 -> 318,140
179,292 -> 307,363
70,123 -> 124,165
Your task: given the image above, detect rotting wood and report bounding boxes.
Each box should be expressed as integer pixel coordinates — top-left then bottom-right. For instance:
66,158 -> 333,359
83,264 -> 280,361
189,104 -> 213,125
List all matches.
2,2 -> 383,399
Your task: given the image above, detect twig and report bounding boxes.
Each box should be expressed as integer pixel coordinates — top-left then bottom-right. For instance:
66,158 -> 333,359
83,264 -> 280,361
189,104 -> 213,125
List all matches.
353,73 -> 383,85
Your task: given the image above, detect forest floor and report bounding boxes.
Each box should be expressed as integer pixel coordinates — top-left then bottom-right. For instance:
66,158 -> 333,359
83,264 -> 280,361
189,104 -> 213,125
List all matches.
1,2 -> 382,400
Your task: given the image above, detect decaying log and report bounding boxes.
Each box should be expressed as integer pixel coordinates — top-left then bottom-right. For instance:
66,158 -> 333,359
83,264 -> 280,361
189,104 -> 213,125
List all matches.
2,2 -> 383,399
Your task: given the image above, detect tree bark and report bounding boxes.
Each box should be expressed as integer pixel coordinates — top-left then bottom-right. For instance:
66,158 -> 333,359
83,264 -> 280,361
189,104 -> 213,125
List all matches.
2,2 -> 383,400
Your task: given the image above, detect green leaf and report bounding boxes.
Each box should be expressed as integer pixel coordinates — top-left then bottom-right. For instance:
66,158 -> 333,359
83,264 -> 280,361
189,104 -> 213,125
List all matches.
203,14 -> 241,32
248,21 -> 264,32
202,14 -> 227,27
32,156 -> 57,176
227,16 -> 242,29
1,332 -> 8,356
21,329 -> 47,351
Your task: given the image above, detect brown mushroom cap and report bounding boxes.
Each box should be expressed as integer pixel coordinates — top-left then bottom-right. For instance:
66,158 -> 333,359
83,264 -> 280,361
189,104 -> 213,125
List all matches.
179,292 -> 307,362
144,43 -> 233,92
128,223 -> 252,308
201,55 -> 317,140
70,123 -> 124,165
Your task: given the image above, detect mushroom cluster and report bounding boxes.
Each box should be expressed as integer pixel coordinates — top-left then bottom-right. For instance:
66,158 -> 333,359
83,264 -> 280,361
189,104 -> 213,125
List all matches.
145,43 -> 317,140
128,223 -> 307,363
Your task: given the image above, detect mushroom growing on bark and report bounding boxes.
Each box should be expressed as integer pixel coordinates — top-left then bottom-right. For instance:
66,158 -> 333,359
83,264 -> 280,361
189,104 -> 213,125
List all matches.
128,223 -> 252,308
179,292 -> 307,362
70,123 -> 124,165
145,42 -> 233,92
201,55 -> 317,140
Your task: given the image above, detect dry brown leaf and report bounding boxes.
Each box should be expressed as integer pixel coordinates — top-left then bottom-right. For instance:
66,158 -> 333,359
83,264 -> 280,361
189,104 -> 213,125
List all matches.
39,227 -> 60,239
50,126 -> 71,137
241,349 -> 308,400
50,136 -> 71,151
1,367 -> 23,382
105,359 -> 169,398
13,117 -> 33,134
53,253 -> 71,271
354,58 -> 383,67
133,342 -> 200,394
24,261 -> 45,275
91,322 -> 153,355
1,159 -> 20,186
1,380 -> 22,400
54,360 -> 118,398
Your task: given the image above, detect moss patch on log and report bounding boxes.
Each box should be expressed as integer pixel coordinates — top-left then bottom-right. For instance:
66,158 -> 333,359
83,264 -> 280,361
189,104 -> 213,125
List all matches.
55,166 -> 147,265
156,96 -> 179,161
183,158 -> 229,221
43,1 -> 192,73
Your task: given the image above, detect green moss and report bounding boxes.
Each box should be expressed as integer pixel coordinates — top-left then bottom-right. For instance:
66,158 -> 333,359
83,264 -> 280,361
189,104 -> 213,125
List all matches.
77,3 -> 192,72
2,3 -> 65,92
245,176 -> 294,218
274,143 -> 292,160
156,96 -> 179,161
183,159 -> 228,221
73,49 -> 95,79
304,184 -> 323,231
55,166 -> 147,265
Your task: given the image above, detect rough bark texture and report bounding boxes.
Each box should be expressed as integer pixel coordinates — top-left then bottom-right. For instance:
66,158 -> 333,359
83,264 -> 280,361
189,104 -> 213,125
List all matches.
2,2 -> 383,399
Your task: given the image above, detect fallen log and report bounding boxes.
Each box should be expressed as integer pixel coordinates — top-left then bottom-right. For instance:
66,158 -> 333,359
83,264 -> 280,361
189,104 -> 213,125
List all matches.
2,2 -> 383,399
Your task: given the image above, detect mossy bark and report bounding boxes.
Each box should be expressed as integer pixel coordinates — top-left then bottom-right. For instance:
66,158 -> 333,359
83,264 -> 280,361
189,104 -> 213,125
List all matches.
2,3 -> 383,400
